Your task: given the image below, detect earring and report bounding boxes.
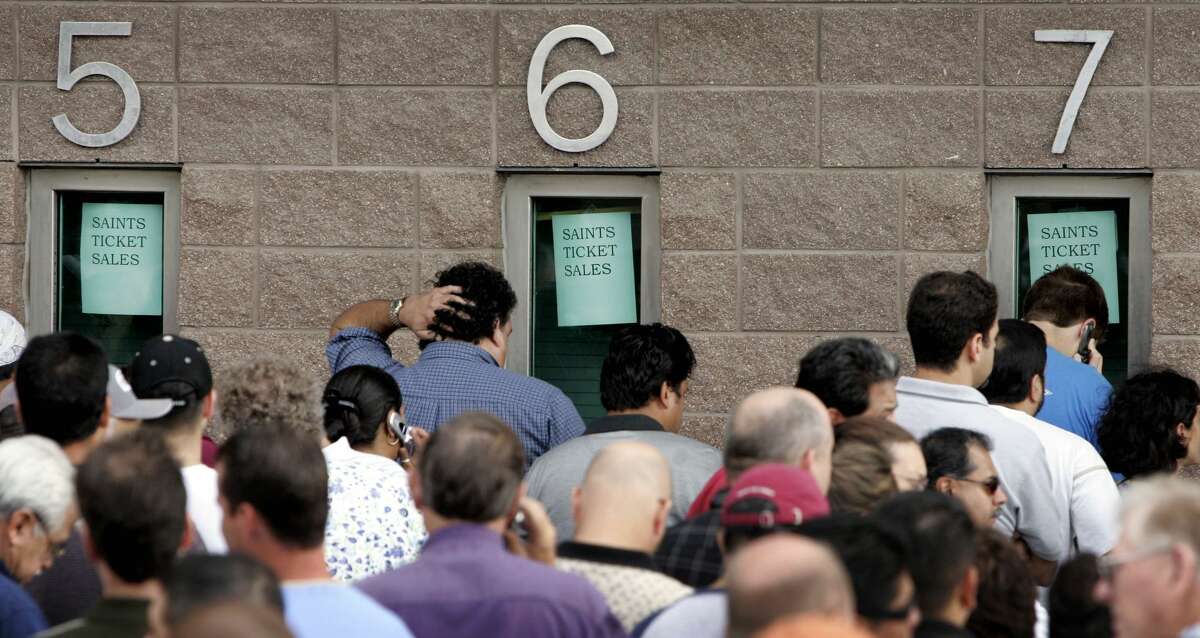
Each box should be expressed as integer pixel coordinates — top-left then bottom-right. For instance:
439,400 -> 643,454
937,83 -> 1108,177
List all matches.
385,433 -> 400,447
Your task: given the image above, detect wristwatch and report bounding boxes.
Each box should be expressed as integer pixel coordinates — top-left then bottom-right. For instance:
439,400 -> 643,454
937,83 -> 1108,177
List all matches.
389,297 -> 407,326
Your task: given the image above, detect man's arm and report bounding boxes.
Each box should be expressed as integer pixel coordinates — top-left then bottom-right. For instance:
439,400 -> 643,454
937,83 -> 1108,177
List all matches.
545,388 -> 586,451
326,288 -> 468,375
1071,455 -> 1121,556
329,299 -> 398,340
329,286 -> 466,340
1010,439 -> 1069,569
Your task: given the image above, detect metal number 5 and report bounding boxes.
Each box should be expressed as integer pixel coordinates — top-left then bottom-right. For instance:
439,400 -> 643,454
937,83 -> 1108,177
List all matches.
52,22 -> 141,148
526,25 -> 618,153
1034,29 -> 1113,155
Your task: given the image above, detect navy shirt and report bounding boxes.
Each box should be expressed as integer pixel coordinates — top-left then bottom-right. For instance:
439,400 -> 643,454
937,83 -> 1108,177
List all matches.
0,563 -> 47,638
357,524 -> 627,638
1036,347 -> 1112,450
327,329 -> 585,467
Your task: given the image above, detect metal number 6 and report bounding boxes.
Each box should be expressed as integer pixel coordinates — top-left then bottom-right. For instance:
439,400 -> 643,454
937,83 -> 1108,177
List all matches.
1034,29 -> 1113,155
52,22 -> 142,148
526,25 -> 618,153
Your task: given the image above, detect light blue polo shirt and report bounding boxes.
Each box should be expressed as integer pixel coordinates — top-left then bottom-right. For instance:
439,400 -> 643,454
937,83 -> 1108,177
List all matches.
283,581 -> 413,638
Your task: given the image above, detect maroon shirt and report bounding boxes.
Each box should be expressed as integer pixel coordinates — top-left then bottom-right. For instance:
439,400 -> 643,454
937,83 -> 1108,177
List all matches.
200,436 -> 219,468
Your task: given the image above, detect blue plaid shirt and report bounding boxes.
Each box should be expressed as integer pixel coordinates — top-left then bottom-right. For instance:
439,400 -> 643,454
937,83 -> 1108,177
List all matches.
327,328 -> 585,467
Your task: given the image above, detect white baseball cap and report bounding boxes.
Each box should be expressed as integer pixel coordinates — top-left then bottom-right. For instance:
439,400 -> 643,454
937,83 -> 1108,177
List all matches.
108,365 -> 173,420
0,311 -> 25,368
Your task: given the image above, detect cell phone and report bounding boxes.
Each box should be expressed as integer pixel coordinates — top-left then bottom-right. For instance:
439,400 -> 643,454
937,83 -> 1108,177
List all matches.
1077,323 -> 1094,364
387,411 -> 415,460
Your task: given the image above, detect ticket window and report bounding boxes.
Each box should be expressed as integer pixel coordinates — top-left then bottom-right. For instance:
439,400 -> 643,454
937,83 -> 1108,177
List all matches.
504,175 -> 661,421
29,169 -> 179,364
989,176 -> 1151,384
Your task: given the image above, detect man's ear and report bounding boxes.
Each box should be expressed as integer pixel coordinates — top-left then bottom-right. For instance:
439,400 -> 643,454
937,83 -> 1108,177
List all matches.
1169,545 -> 1198,595
657,382 -> 672,409
799,448 -> 817,472
966,333 -> 985,363
652,498 -> 672,539
202,390 -> 217,421
1031,373 -> 1045,405
934,476 -> 956,495
80,522 -> 99,562
570,487 -> 584,526
828,407 -> 847,426
7,509 -> 36,547
99,396 -> 111,434
238,502 -> 267,542
961,565 -> 980,613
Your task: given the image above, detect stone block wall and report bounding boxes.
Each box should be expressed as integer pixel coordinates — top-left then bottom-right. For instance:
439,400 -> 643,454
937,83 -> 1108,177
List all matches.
0,1 -> 1196,445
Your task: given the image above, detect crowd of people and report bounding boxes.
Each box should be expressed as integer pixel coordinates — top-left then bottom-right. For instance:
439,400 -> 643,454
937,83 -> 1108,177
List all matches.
0,260 -> 1198,638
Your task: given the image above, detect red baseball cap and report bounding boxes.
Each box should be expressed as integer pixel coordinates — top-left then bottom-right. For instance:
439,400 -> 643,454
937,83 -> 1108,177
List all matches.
721,464 -> 830,529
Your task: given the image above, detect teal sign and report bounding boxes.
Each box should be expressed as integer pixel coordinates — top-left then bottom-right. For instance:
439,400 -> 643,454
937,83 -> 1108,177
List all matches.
552,211 -> 637,327
80,202 -> 163,316
1028,210 -> 1120,323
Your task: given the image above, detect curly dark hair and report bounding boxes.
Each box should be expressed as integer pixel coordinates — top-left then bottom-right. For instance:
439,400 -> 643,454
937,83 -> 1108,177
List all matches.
1097,368 -> 1200,479
428,262 -> 517,344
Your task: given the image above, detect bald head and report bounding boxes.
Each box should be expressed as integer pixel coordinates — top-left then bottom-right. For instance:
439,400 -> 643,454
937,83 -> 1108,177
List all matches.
725,387 -> 834,492
726,535 -> 856,638
572,441 -> 673,553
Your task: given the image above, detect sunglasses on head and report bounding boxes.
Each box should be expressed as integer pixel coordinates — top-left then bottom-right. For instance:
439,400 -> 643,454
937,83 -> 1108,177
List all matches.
956,475 -> 1001,496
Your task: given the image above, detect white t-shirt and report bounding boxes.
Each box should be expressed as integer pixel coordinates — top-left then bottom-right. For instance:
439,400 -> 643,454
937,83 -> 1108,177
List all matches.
181,464 -> 228,553
991,405 -> 1119,556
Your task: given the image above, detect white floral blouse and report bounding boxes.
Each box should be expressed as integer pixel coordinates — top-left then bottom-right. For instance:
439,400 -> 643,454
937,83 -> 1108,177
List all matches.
322,438 -> 426,582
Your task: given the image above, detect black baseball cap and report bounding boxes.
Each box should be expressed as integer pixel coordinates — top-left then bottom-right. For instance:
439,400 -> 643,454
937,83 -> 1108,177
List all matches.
129,335 -> 213,406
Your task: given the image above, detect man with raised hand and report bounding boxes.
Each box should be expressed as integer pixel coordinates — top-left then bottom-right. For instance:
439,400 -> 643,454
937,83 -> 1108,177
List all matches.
328,262 -> 584,467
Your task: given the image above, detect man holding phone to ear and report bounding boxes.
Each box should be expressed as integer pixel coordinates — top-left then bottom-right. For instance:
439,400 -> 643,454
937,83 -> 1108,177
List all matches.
1022,266 -> 1112,450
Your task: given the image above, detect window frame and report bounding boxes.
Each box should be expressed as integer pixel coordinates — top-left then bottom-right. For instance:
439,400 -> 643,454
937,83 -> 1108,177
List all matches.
987,174 -> 1151,378
501,174 -> 662,375
26,168 -> 180,338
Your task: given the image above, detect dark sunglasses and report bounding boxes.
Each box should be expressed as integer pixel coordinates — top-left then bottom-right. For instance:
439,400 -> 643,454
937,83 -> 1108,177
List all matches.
956,475 -> 1001,496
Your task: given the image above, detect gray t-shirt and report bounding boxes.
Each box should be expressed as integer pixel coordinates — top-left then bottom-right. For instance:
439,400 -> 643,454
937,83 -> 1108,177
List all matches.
894,376 -> 1068,562
526,418 -> 723,542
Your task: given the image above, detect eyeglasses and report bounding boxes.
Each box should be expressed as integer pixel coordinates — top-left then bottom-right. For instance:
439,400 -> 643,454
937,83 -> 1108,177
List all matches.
33,515 -> 69,559
1097,542 -> 1175,582
955,475 -> 1001,496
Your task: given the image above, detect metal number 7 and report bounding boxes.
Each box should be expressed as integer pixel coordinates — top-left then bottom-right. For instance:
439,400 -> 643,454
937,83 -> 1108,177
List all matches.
1034,29 -> 1113,155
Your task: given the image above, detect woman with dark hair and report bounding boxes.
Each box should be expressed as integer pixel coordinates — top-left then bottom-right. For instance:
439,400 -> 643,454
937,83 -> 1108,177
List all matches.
967,530 -> 1037,638
1048,554 -> 1112,638
321,365 -> 426,581
1096,368 -> 1200,483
